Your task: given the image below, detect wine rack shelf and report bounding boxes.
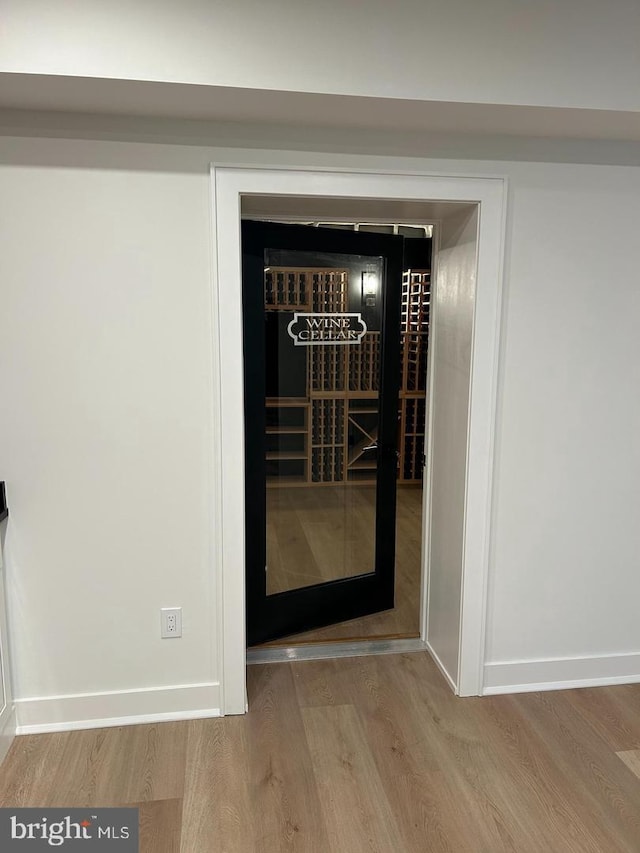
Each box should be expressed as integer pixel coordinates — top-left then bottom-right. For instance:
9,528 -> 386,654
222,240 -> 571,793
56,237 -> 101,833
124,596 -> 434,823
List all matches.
265,267 -> 431,486
265,268 -> 348,312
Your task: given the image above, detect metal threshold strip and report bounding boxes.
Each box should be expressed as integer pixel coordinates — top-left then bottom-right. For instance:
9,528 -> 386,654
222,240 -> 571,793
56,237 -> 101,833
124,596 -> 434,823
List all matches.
247,637 -> 427,665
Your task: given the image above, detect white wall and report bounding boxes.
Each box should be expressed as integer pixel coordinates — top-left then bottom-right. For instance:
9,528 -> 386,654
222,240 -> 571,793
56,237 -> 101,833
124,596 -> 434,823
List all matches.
2,0 -> 640,112
484,163 -> 640,691
0,140 -> 221,728
1,134 -> 640,728
426,206 -> 478,685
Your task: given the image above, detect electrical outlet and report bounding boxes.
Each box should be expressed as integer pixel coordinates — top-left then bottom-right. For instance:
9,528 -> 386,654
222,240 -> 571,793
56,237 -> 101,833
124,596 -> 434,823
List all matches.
161,607 -> 182,638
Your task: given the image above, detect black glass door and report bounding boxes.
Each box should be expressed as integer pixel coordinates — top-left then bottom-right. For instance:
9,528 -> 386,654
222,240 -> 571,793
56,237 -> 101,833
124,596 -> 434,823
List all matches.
242,220 -> 404,645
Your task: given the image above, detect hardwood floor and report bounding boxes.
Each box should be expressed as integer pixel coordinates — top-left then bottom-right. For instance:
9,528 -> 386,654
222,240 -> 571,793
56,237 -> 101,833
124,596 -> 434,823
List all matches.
262,484 -> 422,644
266,485 -> 378,593
2,653 -> 640,851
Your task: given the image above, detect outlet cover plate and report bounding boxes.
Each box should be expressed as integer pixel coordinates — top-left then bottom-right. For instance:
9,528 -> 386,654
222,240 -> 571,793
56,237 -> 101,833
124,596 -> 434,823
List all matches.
161,607 -> 182,638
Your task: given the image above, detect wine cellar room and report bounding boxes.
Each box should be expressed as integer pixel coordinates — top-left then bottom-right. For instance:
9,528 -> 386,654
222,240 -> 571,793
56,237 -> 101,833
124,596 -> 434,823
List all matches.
242,200 -> 436,648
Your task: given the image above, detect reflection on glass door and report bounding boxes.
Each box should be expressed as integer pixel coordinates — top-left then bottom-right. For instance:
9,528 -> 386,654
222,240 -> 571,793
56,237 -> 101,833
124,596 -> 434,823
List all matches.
264,254 -> 384,595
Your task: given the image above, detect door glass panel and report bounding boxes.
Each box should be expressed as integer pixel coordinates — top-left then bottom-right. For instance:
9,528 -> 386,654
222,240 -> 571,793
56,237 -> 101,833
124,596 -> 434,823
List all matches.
263,249 -> 384,595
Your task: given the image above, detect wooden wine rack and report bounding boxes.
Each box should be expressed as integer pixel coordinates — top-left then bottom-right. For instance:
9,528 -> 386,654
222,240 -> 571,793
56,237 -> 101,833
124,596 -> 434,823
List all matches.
398,269 -> 431,483
264,268 -> 347,312
310,344 -> 346,393
349,333 -> 380,393
399,396 -> 427,482
311,399 -> 345,482
264,267 -> 431,486
402,270 -> 431,331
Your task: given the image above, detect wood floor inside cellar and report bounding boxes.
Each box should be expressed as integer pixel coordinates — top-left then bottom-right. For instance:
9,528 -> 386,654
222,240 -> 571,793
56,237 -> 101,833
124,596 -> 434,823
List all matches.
259,484 -> 423,645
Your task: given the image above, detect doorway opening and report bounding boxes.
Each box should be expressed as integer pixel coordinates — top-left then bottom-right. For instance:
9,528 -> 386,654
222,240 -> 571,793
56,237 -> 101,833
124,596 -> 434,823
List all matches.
211,165 -> 506,712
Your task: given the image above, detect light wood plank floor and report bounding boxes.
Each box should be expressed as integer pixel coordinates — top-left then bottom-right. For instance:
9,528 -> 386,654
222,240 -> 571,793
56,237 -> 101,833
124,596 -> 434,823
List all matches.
262,484 -> 422,644
2,653 -> 640,852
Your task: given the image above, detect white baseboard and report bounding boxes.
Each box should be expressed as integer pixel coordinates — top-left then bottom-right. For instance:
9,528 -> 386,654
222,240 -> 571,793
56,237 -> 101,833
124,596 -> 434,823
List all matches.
0,705 -> 16,764
15,681 -> 221,734
483,652 -> 640,695
425,640 -> 458,694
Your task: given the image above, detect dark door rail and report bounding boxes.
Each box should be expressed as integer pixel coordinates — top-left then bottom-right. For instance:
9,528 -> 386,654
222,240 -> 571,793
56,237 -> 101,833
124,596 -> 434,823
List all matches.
0,482 -> 7,522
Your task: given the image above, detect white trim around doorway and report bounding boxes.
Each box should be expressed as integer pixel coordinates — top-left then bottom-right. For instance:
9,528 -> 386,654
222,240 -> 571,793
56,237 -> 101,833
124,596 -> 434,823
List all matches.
210,162 -> 507,714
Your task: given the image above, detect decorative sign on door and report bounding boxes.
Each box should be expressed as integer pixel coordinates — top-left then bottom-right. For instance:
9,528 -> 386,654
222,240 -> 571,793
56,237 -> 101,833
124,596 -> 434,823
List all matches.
287,312 -> 368,346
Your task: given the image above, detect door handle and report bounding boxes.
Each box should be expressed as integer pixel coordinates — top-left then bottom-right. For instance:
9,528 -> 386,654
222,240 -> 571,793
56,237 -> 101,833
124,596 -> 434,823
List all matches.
363,442 -> 400,459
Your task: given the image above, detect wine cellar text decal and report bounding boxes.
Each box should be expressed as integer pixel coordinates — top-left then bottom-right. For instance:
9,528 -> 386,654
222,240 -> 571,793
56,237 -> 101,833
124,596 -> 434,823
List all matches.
287,313 -> 368,346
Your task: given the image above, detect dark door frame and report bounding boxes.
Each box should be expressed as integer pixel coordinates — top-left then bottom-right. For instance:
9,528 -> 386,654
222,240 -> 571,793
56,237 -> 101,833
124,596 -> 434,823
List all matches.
242,219 -> 405,645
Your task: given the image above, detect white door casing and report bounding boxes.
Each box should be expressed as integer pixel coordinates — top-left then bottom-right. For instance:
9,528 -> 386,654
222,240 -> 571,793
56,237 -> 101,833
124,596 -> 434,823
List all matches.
210,163 -> 506,714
